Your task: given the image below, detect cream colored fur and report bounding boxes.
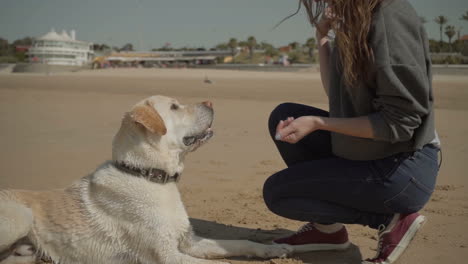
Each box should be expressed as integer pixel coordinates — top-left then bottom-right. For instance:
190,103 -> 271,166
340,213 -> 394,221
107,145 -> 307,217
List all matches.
0,95 -> 291,264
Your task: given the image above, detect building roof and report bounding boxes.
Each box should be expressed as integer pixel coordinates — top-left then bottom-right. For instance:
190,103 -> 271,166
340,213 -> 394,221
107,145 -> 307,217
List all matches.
37,29 -> 88,44
460,35 -> 468,41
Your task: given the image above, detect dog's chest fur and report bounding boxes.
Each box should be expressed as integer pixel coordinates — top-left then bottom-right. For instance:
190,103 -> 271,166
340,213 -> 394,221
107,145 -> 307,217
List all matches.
23,163 -> 191,264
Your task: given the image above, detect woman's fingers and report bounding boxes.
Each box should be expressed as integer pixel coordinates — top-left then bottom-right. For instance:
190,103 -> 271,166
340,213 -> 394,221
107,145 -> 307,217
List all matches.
277,122 -> 297,141
276,117 -> 295,140
275,120 -> 284,140
276,120 -> 285,131
284,133 -> 297,143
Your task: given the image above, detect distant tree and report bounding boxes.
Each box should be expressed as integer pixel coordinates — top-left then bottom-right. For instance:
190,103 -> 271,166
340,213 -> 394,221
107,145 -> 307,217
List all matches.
93,44 -> 111,53
260,42 -> 278,57
0,38 -> 8,46
237,41 -> 248,58
12,37 -> 33,46
461,10 -> 468,21
259,41 -> 273,50
228,38 -> 238,59
4,37 -> 33,62
238,41 -> 248,48
247,36 -> 257,59
434,16 -> 448,44
265,48 -> 279,57
120,43 -> 134,52
420,16 -> 427,24
215,43 -> 228,50
289,42 -> 300,50
454,39 -> 463,53
445,25 -> 456,52
429,39 -> 441,53
304,37 -> 316,59
287,51 -> 305,64
0,38 -> 9,56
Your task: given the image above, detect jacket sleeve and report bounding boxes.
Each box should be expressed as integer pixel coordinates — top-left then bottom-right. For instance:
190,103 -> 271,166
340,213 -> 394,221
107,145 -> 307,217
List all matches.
368,64 -> 431,143
367,2 -> 431,143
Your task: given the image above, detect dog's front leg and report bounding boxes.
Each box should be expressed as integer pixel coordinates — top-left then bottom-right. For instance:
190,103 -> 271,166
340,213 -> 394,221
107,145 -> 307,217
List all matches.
137,234 -> 229,264
156,252 -> 230,264
180,234 -> 292,260
0,255 -> 35,264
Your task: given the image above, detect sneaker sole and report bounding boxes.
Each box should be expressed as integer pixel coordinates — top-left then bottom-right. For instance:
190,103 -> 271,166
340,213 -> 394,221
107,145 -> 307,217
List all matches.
275,241 -> 351,253
362,215 -> 426,264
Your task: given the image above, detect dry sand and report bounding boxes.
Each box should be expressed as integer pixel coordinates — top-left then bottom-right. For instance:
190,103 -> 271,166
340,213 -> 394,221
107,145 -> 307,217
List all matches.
0,68 -> 467,264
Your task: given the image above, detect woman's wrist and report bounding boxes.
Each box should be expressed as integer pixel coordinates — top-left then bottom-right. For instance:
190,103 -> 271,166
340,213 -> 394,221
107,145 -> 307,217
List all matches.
313,116 -> 327,130
311,116 -> 375,139
304,116 -> 326,133
316,31 -> 330,47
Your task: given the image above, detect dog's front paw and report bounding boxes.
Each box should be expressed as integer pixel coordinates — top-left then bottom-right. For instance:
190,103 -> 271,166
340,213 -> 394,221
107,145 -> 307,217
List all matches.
14,245 -> 34,256
2,255 -> 35,264
255,243 -> 293,259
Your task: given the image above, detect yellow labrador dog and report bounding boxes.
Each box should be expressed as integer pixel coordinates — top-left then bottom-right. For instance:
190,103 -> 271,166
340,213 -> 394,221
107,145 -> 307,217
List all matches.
0,95 -> 291,264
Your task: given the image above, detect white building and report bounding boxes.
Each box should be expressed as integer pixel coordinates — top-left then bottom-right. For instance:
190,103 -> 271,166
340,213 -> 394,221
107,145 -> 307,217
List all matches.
28,29 -> 94,66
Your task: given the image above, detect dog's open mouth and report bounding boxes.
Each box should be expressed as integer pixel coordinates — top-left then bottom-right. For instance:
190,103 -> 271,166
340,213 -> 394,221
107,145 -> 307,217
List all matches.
183,127 -> 214,146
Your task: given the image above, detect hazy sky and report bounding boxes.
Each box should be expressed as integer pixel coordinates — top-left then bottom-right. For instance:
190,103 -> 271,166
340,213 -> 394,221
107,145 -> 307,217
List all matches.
0,0 -> 466,50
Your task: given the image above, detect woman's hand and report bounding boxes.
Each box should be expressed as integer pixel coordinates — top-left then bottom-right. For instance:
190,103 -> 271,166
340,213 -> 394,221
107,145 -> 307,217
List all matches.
315,5 -> 334,39
275,116 -> 323,144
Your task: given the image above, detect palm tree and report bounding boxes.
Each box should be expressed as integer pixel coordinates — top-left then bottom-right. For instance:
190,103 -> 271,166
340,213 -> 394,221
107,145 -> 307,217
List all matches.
461,11 -> 468,21
227,38 -> 238,60
247,36 -> 257,60
305,38 -> 316,59
434,16 -> 448,44
445,25 -> 456,52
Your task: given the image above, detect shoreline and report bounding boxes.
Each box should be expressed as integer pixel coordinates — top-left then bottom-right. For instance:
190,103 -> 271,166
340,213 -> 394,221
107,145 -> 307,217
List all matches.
3,63 -> 468,77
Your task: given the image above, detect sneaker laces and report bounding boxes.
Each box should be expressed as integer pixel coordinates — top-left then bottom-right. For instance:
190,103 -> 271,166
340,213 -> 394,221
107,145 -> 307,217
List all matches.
372,224 -> 387,259
296,222 -> 315,234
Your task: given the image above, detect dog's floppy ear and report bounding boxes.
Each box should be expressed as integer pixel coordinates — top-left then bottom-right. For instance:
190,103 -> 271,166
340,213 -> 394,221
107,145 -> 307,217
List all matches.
130,101 -> 167,135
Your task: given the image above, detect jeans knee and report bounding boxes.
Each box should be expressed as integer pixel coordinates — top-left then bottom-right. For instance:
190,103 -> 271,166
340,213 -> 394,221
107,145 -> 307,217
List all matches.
263,177 -> 273,208
268,103 -> 294,137
263,174 -> 280,213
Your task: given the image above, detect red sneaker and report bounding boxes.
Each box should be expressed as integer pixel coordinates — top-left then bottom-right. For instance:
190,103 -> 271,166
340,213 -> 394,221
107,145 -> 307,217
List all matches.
363,213 -> 426,264
273,223 -> 350,253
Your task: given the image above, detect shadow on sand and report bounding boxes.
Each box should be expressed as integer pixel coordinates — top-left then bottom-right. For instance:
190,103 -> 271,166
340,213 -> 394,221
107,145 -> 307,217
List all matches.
190,218 -> 363,264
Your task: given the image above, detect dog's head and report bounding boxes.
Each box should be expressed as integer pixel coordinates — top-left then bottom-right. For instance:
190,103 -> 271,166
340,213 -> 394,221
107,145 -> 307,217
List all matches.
112,95 -> 214,175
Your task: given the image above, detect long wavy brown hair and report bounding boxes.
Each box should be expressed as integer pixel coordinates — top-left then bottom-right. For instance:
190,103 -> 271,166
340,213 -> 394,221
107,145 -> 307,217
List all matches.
301,0 -> 383,87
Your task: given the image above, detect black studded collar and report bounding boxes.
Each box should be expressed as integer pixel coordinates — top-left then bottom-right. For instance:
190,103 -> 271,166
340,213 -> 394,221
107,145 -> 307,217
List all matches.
113,162 -> 180,184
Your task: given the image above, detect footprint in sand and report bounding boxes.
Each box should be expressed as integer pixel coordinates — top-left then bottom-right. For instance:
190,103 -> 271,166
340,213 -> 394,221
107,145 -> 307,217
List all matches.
434,184 -> 461,191
253,160 -> 280,169
209,160 -> 227,166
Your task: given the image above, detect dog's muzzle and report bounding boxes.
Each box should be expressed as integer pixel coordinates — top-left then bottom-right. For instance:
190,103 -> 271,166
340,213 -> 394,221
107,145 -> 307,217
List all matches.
183,128 -> 213,146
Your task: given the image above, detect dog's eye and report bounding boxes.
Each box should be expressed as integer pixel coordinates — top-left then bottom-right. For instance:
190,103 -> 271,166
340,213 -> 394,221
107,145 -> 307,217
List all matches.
170,104 -> 179,110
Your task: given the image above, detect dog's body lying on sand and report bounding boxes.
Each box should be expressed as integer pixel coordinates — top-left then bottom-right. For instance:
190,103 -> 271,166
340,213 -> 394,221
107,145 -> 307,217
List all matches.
0,96 -> 291,264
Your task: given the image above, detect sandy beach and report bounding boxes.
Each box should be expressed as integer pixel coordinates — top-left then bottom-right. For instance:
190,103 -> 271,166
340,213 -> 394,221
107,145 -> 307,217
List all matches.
0,68 -> 467,264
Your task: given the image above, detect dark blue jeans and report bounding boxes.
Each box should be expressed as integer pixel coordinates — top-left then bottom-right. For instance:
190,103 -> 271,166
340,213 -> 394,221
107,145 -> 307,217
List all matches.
263,103 -> 439,229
